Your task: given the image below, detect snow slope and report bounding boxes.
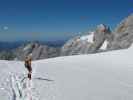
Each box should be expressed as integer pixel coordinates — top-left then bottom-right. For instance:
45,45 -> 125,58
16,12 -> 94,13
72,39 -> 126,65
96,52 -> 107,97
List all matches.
100,40 -> 109,50
80,32 -> 94,43
0,45 -> 133,100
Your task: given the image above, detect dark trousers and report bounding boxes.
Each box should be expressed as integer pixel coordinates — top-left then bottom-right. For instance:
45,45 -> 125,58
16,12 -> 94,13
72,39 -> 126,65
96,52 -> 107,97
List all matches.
28,73 -> 31,80
26,66 -> 32,80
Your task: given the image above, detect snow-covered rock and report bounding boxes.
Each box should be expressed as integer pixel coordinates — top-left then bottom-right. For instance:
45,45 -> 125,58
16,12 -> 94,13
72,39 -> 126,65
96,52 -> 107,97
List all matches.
80,32 -> 94,43
61,24 -> 112,55
100,40 -> 109,50
61,14 -> 133,55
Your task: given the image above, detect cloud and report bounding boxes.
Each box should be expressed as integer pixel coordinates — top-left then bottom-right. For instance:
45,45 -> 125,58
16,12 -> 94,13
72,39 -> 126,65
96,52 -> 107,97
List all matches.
3,26 -> 9,30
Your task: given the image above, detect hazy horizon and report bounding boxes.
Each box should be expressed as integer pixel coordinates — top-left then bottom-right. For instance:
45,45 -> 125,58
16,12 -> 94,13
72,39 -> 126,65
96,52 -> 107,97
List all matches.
0,0 -> 132,41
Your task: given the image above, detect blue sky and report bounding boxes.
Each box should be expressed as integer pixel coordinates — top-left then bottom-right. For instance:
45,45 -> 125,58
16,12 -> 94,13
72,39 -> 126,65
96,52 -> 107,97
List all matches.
0,0 -> 132,41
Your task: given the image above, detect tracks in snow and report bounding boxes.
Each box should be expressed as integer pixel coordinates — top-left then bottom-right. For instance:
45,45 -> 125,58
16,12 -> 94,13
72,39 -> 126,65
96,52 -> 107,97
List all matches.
10,73 -> 54,100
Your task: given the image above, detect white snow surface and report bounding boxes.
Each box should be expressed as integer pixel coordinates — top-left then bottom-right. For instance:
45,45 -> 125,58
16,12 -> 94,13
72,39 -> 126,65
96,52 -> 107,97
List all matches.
80,32 -> 94,43
1,45 -> 133,100
100,40 -> 109,50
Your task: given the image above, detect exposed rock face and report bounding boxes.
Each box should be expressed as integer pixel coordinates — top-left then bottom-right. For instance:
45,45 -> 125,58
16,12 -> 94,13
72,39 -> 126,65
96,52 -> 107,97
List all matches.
61,24 -> 113,56
108,14 -> 133,50
14,42 -> 60,60
92,24 -> 113,51
61,14 -> 133,56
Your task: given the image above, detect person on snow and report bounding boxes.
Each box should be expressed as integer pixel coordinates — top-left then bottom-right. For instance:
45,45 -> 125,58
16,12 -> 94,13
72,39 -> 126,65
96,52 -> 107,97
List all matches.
25,55 -> 32,80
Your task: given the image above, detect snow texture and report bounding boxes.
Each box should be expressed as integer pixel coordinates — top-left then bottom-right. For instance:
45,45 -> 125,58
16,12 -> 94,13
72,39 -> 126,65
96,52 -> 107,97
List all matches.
0,45 -> 133,100
80,32 -> 94,43
100,40 -> 108,50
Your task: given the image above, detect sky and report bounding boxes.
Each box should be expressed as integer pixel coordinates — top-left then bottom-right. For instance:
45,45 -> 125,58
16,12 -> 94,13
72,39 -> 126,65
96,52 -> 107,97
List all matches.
0,0 -> 132,41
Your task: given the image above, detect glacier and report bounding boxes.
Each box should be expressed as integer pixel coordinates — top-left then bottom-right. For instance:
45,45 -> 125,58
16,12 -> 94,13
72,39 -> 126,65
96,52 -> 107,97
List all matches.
0,45 -> 133,100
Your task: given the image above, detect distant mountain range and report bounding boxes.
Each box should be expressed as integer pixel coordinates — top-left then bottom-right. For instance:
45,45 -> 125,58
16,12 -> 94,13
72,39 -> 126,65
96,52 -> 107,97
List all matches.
0,40 -> 66,50
0,40 -> 66,60
0,13 -> 133,60
0,41 -> 24,51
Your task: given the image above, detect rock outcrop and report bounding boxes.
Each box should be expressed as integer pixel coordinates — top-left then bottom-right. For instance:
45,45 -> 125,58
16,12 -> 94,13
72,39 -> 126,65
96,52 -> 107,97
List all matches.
61,24 -> 113,56
61,14 -> 133,56
108,14 -> 133,50
14,42 -> 60,60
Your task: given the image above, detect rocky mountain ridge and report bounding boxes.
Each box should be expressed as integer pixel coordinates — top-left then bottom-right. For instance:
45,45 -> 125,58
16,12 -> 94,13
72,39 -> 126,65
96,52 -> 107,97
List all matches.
0,14 -> 133,60
61,14 -> 133,56
13,42 -> 60,60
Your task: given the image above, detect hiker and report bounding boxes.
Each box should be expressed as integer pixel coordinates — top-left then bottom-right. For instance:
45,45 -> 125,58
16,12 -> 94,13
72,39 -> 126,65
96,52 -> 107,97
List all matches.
25,55 -> 32,80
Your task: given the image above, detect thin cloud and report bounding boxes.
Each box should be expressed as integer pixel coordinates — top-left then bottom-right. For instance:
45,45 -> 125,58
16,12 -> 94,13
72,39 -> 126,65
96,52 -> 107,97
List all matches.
3,26 -> 9,30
